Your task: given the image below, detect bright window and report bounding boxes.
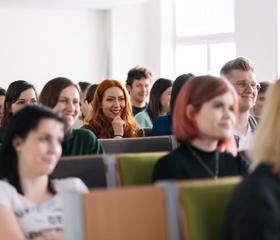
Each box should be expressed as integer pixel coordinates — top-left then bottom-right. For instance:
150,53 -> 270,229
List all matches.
175,0 -> 235,76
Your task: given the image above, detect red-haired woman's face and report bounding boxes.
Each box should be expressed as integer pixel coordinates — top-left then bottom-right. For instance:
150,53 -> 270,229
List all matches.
101,86 -> 125,121
194,91 -> 236,141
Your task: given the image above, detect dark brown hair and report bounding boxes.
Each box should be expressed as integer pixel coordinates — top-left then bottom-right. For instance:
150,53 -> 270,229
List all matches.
39,77 -> 79,108
126,66 -> 152,87
2,80 -> 38,130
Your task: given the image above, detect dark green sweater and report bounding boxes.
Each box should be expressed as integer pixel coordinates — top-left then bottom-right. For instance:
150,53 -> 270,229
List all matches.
62,128 -> 104,156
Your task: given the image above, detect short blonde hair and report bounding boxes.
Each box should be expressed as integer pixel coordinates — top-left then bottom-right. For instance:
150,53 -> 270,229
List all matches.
250,79 -> 280,176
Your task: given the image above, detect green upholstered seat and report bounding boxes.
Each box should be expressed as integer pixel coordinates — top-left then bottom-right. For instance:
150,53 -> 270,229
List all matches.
178,177 -> 241,240
117,152 -> 168,186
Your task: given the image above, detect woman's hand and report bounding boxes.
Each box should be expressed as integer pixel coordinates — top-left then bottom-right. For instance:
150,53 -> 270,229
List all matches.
81,100 -> 92,118
112,116 -> 126,138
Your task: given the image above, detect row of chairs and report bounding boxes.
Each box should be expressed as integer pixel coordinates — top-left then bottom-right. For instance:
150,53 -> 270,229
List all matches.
51,151 -> 169,188
99,135 -> 178,154
62,177 -> 242,240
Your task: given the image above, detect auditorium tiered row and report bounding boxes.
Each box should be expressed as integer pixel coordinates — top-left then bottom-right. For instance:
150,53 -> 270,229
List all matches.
61,177 -> 241,240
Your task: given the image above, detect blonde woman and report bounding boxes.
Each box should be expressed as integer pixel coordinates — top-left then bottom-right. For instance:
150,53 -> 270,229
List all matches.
225,79 -> 280,240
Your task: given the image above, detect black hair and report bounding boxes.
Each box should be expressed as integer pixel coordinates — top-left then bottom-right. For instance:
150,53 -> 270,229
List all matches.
0,104 -> 67,195
259,81 -> 271,94
146,78 -> 173,123
78,82 -> 90,92
84,84 -> 99,103
170,73 -> 194,118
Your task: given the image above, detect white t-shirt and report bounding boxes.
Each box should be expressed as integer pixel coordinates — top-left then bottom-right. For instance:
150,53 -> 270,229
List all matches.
234,124 -> 254,149
0,178 -> 88,239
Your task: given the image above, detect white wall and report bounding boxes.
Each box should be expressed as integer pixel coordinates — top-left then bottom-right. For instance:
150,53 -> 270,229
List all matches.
108,0 -> 162,85
235,0 -> 278,82
0,8 -> 107,92
0,0 -> 278,93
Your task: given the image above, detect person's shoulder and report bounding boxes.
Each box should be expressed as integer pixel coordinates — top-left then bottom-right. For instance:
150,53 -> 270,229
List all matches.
0,180 -> 15,192
155,115 -> 171,122
71,128 -> 98,139
234,164 -> 278,196
157,147 -> 184,164
0,180 -> 17,207
135,111 -> 148,119
53,178 -> 88,193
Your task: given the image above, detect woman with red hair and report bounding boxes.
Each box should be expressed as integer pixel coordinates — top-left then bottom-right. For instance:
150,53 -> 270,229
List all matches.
83,79 -> 143,138
153,75 -> 248,181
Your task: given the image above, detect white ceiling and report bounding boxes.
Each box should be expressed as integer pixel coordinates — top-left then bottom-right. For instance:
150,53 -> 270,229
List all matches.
0,0 -> 148,10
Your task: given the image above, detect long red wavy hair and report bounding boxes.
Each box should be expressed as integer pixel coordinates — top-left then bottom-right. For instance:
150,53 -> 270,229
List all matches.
85,79 -> 139,138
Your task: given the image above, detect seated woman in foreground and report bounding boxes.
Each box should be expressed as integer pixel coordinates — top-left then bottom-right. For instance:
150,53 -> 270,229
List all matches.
39,77 -> 104,156
0,105 -> 88,240
153,75 -> 249,182
83,79 -> 143,138
224,79 -> 280,240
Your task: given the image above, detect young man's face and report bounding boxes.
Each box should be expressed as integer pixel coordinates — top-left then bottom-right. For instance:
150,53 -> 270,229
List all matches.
127,77 -> 150,106
227,69 -> 257,113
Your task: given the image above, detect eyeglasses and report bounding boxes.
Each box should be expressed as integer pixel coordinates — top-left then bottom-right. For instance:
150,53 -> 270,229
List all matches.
232,81 -> 261,92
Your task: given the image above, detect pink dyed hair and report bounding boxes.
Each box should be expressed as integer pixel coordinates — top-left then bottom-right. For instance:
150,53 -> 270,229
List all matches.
172,75 -> 239,156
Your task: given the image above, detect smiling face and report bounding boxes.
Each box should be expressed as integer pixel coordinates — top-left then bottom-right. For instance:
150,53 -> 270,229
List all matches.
15,118 -> 64,177
53,86 -> 80,128
127,78 -> 150,107
10,88 -> 37,114
228,69 -> 257,113
101,86 -> 126,121
193,91 -> 236,142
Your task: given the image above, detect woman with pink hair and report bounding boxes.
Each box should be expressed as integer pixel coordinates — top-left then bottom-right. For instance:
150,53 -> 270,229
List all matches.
153,75 -> 248,181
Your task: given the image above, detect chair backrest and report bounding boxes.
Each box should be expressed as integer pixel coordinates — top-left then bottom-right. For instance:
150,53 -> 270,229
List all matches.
143,127 -> 152,136
99,135 -> 177,154
116,152 -> 168,186
51,154 -> 107,189
177,177 -> 242,240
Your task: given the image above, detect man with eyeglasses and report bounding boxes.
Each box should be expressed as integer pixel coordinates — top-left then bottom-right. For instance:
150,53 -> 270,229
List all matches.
220,57 -> 259,149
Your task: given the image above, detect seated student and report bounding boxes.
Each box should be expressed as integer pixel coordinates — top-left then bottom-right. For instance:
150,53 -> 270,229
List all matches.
153,75 -> 248,182
135,78 -> 172,127
249,81 -> 272,117
72,84 -> 99,129
224,79 -> 280,240
126,66 -> 152,116
151,73 -> 194,136
39,77 -> 104,156
81,84 -> 99,120
0,105 -> 88,240
0,80 -> 37,143
78,81 -> 90,103
83,79 -> 144,138
0,87 -> 6,128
